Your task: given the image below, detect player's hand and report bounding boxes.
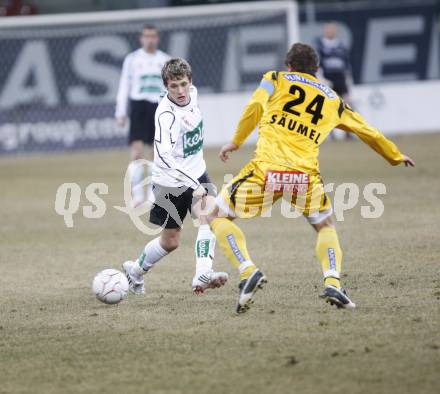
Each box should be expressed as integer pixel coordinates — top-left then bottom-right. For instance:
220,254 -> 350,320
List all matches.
219,142 -> 239,162
193,184 -> 207,199
402,154 -> 415,167
116,116 -> 127,128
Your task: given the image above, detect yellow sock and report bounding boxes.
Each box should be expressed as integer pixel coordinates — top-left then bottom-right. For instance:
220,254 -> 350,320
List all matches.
315,226 -> 342,289
210,217 -> 256,280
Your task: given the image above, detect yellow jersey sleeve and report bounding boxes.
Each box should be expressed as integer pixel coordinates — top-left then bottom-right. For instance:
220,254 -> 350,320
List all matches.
337,105 -> 404,165
231,72 -> 275,147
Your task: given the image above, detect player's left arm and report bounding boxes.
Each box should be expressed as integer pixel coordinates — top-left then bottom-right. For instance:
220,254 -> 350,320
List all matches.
115,55 -> 131,120
220,73 -> 274,162
336,103 -> 415,167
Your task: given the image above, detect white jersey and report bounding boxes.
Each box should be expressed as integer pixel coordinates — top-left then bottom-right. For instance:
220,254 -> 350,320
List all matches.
152,86 -> 206,189
115,48 -> 170,118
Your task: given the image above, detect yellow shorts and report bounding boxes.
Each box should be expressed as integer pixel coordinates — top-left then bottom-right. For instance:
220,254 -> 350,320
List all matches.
217,160 -> 332,223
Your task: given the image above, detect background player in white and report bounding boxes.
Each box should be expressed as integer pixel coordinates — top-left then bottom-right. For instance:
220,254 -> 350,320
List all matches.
122,58 -> 228,295
115,24 -> 170,206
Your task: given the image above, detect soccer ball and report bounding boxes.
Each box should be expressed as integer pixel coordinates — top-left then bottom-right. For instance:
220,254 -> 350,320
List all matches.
92,269 -> 129,304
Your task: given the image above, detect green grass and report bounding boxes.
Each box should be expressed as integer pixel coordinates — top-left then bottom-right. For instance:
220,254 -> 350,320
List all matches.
1,133 -> 439,394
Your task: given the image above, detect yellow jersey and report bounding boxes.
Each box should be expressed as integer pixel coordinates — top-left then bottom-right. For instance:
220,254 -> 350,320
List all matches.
231,71 -> 404,174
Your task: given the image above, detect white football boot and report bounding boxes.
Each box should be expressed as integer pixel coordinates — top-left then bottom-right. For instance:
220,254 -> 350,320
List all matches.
122,260 -> 145,295
192,270 -> 229,294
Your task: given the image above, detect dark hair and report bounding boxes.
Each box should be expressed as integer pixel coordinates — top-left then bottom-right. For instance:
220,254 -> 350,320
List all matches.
142,23 -> 157,32
161,58 -> 192,86
284,43 -> 319,75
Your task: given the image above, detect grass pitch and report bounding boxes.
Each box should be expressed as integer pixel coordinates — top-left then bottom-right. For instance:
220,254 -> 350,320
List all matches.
1,133 -> 439,394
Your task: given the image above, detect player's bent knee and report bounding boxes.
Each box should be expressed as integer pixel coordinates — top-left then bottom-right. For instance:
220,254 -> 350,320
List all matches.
192,195 -> 217,220
304,206 -> 333,226
304,206 -> 334,232
161,238 -> 180,252
311,216 -> 334,232
160,230 -> 181,252
319,218 -> 334,229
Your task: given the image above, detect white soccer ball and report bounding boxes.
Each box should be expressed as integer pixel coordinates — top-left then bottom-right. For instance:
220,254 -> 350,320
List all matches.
92,269 -> 129,304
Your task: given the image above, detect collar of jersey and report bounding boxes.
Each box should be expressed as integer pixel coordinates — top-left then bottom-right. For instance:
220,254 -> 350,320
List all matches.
140,49 -> 158,56
292,71 -> 318,80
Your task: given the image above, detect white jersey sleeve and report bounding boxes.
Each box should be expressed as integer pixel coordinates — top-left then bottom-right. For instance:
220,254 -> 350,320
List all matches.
154,110 -> 201,189
115,54 -> 132,118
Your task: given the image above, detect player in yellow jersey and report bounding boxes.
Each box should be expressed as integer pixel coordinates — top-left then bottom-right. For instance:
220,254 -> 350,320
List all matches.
204,43 -> 415,313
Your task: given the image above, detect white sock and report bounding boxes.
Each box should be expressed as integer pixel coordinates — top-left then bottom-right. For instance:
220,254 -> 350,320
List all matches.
136,237 -> 168,274
195,224 -> 216,278
128,161 -> 145,204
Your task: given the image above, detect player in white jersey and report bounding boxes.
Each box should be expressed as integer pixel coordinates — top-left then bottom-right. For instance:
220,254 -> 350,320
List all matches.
123,58 -> 228,295
115,24 -> 170,207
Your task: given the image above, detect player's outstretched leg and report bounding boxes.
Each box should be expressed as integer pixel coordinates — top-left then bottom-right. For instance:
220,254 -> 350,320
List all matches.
210,217 -> 267,313
123,237 -> 169,295
315,226 -> 355,309
192,224 -> 229,294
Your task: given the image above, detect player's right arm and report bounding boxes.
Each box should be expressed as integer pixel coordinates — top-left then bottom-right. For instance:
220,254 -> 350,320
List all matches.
220,72 -> 274,161
115,55 -> 131,126
336,103 -> 415,166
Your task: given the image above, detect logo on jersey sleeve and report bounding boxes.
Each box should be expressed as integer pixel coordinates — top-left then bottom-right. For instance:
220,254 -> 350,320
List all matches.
183,121 -> 203,157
